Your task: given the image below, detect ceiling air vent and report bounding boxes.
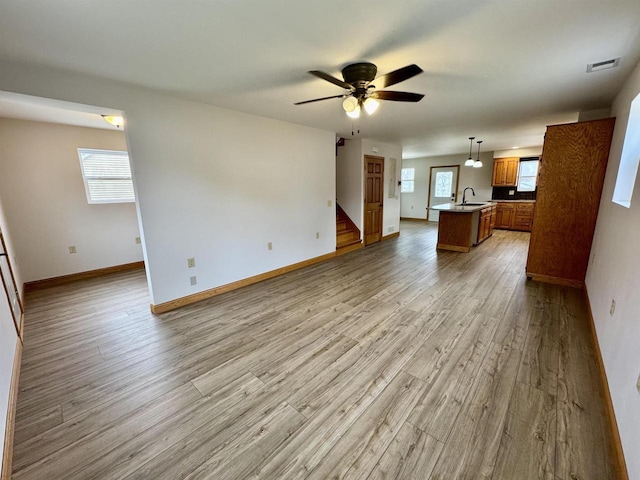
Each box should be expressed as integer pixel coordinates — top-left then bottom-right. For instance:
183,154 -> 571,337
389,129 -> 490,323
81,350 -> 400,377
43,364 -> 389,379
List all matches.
587,58 -> 620,73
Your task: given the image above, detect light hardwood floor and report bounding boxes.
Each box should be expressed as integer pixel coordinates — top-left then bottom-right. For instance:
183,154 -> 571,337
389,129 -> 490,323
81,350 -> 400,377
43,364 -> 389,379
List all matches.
12,221 -> 617,479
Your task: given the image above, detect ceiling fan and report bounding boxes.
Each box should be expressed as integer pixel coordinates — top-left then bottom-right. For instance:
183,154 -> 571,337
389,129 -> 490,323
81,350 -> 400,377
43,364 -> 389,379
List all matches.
295,62 -> 425,118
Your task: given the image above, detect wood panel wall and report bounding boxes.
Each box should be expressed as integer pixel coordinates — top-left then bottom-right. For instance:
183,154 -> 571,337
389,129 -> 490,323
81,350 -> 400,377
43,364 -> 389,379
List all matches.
526,118 -> 615,287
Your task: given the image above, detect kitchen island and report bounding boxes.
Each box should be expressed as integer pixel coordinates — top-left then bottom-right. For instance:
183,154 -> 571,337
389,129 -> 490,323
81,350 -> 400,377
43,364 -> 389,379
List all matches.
430,202 -> 496,252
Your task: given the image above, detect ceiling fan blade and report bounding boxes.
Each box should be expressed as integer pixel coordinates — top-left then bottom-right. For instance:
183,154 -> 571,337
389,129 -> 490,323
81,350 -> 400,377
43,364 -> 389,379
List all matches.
294,94 -> 345,105
309,70 -> 354,90
372,91 -> 425,102
374,64 -> 423,89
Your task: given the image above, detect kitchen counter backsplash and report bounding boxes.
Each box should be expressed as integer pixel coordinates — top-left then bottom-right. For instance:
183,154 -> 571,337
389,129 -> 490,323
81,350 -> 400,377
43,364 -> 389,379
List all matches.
492,186 -> 537,201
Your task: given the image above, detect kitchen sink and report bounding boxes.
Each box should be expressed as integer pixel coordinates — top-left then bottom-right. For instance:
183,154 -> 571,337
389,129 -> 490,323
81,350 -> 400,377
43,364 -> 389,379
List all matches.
455,202 -> 486,206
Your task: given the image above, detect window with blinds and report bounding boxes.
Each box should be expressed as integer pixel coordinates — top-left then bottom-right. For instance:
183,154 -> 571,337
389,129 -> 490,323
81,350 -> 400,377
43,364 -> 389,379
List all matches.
77,149 -> 135,204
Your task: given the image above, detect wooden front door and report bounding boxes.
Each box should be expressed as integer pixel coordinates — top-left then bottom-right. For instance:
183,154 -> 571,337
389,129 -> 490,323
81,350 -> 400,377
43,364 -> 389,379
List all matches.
364,155 -> 384,245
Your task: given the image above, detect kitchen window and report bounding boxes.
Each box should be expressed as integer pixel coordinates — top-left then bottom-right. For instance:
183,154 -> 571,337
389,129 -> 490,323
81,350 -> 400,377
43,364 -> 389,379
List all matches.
401,168 -> 415,193
517,159 -> 539,192
77,148 -> 135,204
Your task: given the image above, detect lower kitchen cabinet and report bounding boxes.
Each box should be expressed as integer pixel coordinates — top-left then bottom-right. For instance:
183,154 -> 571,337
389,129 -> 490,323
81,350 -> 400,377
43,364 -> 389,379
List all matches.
476,205 -> 496,244
495,203 -> 515,229
494,201 -> 535,232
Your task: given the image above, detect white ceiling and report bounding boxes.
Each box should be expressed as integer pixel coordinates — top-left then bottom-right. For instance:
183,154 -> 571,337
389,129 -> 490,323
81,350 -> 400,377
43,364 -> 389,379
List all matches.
1,0 -> 639,158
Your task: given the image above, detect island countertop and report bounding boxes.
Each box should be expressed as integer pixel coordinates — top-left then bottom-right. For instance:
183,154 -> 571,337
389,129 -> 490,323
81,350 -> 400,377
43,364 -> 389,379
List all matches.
430,201 -> 496,213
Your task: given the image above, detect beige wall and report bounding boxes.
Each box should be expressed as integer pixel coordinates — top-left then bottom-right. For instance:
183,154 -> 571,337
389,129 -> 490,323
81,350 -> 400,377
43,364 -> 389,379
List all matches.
586,57 -> 640,478
0,118 -> 142,284
401,151 -> 494,219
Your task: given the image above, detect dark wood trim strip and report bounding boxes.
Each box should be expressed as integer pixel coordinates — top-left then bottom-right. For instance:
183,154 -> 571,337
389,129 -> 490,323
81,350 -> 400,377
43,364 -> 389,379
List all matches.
23,261 -> 145,293
381,232 -> 400,241
526,273 -> 583,289
2,337 -> 22,480
436,243 -> 470,253
151,252 -> 338,314
584,288 -> 629,480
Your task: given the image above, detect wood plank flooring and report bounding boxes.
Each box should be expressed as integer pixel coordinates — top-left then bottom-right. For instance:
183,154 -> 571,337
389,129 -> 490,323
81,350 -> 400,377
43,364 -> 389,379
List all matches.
12,221 -> 618,479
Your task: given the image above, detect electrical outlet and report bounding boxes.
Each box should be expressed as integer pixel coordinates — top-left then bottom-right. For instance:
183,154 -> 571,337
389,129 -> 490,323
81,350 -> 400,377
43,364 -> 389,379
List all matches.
135,237 -> 141,244
411,205 -> 414,210
190,276 -> 197,286
267,242 -> 273,250
315,232 -> 319,239
388,226 -> 394,233
609,299 -> 616,316
68,246 -> 77,254
508,190 -> 515,196
327,200 -> 332,207
187,257 -> 195,268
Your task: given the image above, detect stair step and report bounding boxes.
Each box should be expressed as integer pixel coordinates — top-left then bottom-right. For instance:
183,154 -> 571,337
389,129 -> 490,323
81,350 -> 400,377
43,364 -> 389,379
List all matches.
337,237 -> 362,248
337,230 -> 357,243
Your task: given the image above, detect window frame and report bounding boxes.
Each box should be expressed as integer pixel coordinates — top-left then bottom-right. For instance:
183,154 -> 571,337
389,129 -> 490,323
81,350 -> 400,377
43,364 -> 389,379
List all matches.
613,92 -> 640,208
401,167 -> 415,193
77,148 -> 135,204
517,158 -> 540,192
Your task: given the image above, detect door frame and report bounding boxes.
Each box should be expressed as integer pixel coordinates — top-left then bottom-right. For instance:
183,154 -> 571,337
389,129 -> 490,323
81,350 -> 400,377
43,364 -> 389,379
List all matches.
363,154 -> 385,246
427,164 -> 461,219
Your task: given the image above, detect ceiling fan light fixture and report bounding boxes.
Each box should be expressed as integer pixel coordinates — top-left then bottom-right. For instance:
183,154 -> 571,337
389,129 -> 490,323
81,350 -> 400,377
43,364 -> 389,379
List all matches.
342,96 -> 358,113
346,104 -> 361,119
101,115 -> 124,128
363,97 -> 380,115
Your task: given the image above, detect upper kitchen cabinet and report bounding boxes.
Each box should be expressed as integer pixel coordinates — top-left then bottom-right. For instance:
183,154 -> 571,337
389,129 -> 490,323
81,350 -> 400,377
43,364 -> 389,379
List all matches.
526,118 -> 616,287
492,157 -> 519,186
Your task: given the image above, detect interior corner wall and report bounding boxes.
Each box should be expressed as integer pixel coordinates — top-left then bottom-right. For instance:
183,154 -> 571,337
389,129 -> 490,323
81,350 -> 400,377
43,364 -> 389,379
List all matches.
0,118 -> 142,284
336,139 -> 363,233
361,139 -> 402,236
585,57 -> 640,479
401,151 -> 495,219
0,61 -> 337,306
0,195 -> 18,471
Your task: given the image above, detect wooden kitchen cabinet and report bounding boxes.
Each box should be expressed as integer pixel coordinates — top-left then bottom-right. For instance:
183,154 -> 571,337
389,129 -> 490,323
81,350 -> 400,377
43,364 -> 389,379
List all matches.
492,157 -> 519,186
476,205 -> 496,244
494,202 -> 535,231
495,203 -> 515,228
526,118 -> 615,287
513,203 -> 535,231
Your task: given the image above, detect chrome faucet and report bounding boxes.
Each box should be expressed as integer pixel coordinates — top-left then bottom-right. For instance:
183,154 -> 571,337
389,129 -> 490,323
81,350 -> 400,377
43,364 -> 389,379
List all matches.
462,187 -> 475,205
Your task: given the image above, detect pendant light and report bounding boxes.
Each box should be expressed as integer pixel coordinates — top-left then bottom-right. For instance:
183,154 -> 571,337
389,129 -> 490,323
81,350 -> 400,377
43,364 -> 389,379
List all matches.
473,140 -> 483,168
464,136 -> 475,166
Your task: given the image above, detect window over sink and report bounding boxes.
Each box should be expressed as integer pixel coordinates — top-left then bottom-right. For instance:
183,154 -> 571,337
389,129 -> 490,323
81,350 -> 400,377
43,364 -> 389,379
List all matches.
517,159 -> 539,192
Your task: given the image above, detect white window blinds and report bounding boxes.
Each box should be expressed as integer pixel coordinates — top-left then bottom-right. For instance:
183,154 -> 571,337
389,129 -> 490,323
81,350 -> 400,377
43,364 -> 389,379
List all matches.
77,149 -> 135,204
